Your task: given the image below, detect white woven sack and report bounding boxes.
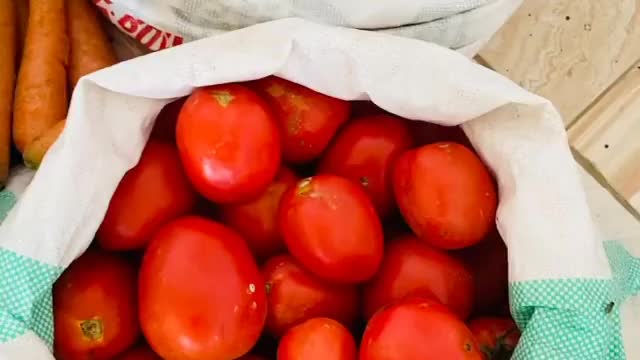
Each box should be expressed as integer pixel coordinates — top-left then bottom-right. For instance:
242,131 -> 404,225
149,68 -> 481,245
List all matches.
94,0 -> 523,57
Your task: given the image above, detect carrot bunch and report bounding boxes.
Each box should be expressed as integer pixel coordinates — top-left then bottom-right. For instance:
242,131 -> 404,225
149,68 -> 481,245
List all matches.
1,0 -> 118,186
0,0 -> 17,185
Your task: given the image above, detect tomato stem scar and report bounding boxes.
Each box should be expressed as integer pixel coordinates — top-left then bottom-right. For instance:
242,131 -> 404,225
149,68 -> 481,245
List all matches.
296,178 -> 314,196
210,90 -> 234,107
266,84 -> 286,97
80,318 -> 104,341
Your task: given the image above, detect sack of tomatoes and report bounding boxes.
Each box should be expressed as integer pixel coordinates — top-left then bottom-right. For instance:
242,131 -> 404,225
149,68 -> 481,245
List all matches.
0,18 -> 634,360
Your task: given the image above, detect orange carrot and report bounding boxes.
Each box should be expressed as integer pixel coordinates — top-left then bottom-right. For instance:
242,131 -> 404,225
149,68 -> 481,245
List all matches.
0,0 -> 16,185
23,119 -> 65,169
67,0 -> 117,87
16,0 -> 28,61
13,0 -> 68,153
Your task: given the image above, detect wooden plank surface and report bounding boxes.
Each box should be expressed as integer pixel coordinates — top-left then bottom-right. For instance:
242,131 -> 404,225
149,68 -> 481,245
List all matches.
479,0 -> 640,126
569,62 -> 640,215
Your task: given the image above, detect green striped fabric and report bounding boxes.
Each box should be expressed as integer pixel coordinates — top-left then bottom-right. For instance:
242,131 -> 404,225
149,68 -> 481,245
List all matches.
510,241 -> 639,360
0,191 -> 16,223
0,249 -> 63,349
510,279 -> 621,359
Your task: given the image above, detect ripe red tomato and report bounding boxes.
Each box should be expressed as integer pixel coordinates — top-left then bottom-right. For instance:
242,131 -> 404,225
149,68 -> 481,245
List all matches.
392,142 -> 497,249
97,141 -> 196,250
468,317 -> 520,359
176,84 -> 281,203
54,250 -> 139,360
278,175 -> 384,283
318,114 -> 414,218
453,231 -> 509,314
252,76 -> 350,164
220,167 -> 299,259
261,255 -> 359,337
360,296 -> 483,360
150,97 -> 186,143
278,318 -> 357,360
362,234 -> 474,320
139,216 -> 266,360
114,344 -> 161,360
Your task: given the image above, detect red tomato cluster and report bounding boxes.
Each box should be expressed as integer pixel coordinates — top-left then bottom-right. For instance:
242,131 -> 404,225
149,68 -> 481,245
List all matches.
53,77 -> 519,360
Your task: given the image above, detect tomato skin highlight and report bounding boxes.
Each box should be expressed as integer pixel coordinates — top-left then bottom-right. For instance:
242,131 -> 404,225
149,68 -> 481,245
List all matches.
278,175 -> 384,284
468,317 -> 520,359
139,216 -> 266,360
261,254 -> 359,337
220,167 -> 299,260
177,84 -> 281,204
362,234 -> 474,320
359,297 -> 483,360
97,141 -> 197,250
53,250 -> 139,360
252,76 -> 351,164
113,344 -> 161,360
319,114 -> 414,218
278,318 -> 357,360
393,142 -> 497,249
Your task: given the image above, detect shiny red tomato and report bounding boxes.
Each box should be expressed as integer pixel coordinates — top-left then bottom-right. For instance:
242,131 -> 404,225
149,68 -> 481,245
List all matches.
177,84 -> 281,203
360,296 -> 483,360
468,317 -> 520,359
54,250 -> 139,360
220,167 -> 299,259
362,234 -> 474,320
278,318 -> 357,360
318,114 -> 414,218
453,231 -> 508,314
114,344 -> 161,360
278,175 -> 384,283
252,76 -> 350,164
393,142 -> 497,249
150,97 -> 187,143
97,141 -> 196,250
261,255 -> 359,337
139,216 -> 266,360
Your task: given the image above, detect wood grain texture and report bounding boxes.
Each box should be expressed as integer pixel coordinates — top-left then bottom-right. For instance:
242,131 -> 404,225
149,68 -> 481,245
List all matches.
569,63 -> 640,214
479,0 -> 640,126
